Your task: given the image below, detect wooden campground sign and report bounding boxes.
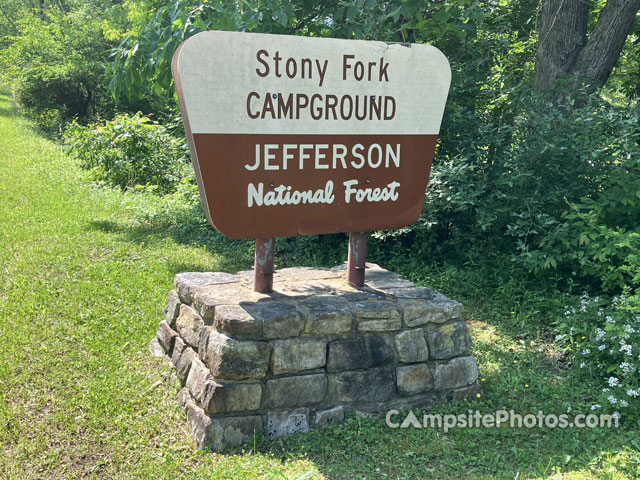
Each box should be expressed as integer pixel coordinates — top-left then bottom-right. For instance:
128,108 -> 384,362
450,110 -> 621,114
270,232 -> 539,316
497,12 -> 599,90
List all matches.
172,31 -> 451,240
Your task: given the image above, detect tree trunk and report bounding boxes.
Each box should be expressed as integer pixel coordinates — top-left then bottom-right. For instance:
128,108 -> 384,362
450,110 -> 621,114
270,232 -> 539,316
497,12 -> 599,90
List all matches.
534,0 -> 588,90
534,0 -> 640,90
572,0 -> 640,86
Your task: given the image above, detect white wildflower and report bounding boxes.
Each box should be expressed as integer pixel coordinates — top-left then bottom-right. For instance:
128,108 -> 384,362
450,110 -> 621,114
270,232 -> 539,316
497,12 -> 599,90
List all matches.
620,400 -> 628,407
619,362 -> 633,374
591,404 -> 601,410
620,344 -> 633,356
608,377 -> 620,387
607,395 -> 617,404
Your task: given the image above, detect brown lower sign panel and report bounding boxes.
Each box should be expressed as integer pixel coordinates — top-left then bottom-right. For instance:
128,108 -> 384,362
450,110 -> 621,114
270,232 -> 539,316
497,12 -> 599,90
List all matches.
190,134 -> 437,239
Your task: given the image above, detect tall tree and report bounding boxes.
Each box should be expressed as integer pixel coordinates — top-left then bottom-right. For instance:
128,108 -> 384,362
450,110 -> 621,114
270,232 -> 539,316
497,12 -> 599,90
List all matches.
534,0 -> 640,90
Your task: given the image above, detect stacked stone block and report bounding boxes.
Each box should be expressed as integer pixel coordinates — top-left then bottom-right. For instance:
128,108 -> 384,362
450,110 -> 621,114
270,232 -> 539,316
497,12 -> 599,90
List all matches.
152,264 -> 481,450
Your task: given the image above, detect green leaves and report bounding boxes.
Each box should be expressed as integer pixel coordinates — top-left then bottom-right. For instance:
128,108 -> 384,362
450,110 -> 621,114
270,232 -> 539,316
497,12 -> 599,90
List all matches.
275,9 -> 288,27
64,113 -> 191,193
108,0 -> 490,102
0,9 -> 116,131
110,0 -> 236,102
425,80 -> 640,297
110,0 -> 334,102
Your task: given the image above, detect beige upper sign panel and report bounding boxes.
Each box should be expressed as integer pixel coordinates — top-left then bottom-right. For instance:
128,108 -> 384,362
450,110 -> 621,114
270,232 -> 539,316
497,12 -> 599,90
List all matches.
175,31 -> 451,136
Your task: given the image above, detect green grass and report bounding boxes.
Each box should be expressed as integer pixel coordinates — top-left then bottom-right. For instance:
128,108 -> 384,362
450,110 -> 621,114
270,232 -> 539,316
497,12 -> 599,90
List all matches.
0,90 -> 638,479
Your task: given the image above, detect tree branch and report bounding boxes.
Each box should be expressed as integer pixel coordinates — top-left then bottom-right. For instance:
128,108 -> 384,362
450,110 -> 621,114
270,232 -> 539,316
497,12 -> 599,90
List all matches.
533,0 -> 588,90
572,0 -> 640,86
0,1 -> 18,34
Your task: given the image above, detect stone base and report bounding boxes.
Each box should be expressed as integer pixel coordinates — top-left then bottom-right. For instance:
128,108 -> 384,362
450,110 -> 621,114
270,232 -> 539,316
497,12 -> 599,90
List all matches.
153,263 -> 481,450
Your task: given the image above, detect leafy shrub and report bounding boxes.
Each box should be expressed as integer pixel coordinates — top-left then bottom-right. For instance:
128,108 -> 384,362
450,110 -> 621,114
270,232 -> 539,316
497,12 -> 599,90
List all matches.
554,294 -> 640,425
64,113 -> 191,193
518,97 -> 640,293
0,11 -> 116,132
526,199 -> 640,294
416,87 -> 640,293
12,61 -> 110,132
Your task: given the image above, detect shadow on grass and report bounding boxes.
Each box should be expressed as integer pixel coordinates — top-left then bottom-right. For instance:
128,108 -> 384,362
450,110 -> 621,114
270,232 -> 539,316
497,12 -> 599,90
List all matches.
88,218 -> 254,274
255,420 -> 636,479
0,103 -> 13,118
88,210 -> 347,276
0,93 -> 16,118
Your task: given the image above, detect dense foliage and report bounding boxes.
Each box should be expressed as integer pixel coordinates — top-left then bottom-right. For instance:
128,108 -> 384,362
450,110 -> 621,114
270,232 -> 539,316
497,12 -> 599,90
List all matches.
64,112 -> 190,192
425,88 -> 640,295
0,6 -> 117,131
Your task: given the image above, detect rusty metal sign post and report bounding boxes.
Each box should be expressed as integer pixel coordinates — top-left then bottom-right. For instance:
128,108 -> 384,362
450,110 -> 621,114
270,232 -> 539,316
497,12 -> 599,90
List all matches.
255,232 -> 367,291
347,232 -> 368,287
172,31 -> 451,292
254,238 -> 275,292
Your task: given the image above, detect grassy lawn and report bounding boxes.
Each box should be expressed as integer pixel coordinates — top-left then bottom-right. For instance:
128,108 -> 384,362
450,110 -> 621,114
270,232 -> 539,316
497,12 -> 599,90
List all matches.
0,90 -> 639,479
